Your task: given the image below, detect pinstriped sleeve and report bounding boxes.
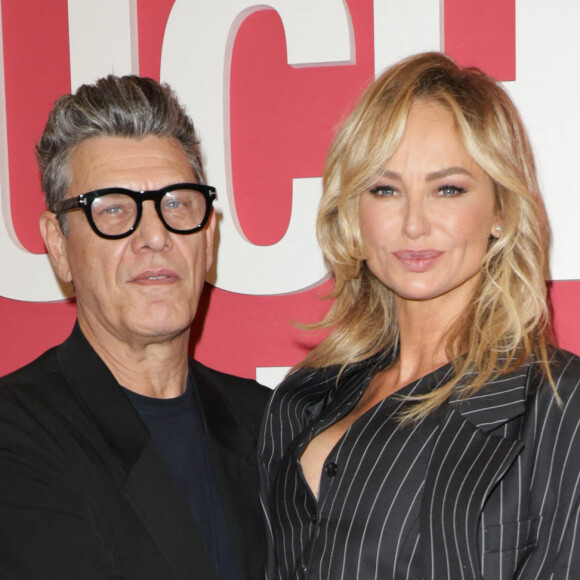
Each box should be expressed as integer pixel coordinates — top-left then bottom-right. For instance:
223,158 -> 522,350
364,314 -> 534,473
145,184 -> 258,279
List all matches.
533,352 -> 580,579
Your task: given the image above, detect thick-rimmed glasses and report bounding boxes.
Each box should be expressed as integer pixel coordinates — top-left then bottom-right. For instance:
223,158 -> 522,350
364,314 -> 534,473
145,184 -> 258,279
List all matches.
53,183 -> 216,240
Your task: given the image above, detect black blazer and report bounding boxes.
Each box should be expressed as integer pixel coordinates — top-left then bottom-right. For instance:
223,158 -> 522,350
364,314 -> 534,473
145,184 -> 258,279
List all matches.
0,323 -> 270,579
260,349 -> 580,579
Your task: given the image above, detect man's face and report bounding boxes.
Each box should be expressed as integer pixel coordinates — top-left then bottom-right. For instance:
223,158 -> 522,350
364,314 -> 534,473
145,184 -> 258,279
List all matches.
40,135 -> 215,351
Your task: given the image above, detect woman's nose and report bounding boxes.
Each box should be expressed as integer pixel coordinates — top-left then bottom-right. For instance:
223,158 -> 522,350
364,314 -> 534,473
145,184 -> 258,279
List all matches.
401,195 -> 430,239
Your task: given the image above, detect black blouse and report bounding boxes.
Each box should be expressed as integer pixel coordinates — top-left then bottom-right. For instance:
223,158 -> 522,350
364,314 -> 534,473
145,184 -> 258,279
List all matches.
260,358 -> 453,580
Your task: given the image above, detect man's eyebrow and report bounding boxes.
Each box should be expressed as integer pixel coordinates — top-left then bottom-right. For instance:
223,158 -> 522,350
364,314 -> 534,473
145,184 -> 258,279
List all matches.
378,166 -> 474,182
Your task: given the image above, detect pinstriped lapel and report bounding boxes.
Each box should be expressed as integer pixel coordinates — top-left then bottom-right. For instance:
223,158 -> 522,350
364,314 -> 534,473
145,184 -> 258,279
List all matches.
421,364 -> 531,579
421,409 -> 524,579
448,363 -> 531,433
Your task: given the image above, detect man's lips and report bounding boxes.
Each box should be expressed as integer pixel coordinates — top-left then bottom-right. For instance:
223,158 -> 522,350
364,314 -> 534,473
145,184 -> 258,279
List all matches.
129,269 -> 180,284
393,250 -> 443,272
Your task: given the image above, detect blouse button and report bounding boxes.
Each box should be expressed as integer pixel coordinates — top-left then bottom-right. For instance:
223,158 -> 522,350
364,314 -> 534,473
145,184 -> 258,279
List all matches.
325,462 -> 338,477
310,512 -> 317,524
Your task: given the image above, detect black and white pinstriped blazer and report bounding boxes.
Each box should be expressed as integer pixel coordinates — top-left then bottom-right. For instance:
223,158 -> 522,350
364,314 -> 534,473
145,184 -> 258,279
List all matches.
259,348 -> 580,579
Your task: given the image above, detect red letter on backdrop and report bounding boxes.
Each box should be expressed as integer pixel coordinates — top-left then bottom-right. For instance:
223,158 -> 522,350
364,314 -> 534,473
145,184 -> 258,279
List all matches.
444,0 -> 516,81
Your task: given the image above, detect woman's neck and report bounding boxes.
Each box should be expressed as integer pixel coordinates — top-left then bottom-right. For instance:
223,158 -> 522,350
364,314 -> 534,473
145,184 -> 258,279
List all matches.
394,296 -> 461,385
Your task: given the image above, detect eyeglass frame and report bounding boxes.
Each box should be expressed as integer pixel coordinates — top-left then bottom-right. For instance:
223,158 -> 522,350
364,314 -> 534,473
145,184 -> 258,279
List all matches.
53,182 -> 216,240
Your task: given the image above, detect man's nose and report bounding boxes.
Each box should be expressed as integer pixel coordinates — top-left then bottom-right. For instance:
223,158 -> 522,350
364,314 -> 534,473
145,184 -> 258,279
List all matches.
131,200 -> 171,251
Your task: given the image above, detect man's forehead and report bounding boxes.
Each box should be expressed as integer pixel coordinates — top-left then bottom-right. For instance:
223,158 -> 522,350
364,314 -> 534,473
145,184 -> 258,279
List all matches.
67,135 -> 197,196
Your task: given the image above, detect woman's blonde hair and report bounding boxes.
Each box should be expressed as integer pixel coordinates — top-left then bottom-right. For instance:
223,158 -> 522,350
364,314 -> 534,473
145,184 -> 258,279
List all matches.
298,52 -> 554,420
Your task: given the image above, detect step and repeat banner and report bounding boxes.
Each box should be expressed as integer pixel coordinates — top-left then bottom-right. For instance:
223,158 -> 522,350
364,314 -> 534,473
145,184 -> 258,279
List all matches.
1,0 -> 579,384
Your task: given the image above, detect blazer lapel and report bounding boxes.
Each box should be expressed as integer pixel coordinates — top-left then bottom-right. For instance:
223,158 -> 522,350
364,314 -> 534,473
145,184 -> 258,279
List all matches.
123,442 -> 218,580
57,324 -> 218,580
193,365 -> 256,459
421,363 -> 532,580
192,361 -> 265,580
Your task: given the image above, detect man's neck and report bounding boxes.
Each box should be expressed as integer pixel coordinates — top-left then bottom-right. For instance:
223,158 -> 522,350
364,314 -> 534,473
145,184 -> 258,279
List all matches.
78,318 -> 191,398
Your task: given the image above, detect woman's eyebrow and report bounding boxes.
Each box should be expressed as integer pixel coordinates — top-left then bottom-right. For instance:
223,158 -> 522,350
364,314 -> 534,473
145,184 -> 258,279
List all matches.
426,166 -> 473,181
378,166 -> 474,182
377,169 -> 402,181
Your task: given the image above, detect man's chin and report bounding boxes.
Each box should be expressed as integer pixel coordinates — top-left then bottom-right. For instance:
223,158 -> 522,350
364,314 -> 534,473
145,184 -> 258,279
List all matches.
121,310 -> 193,345
133,322 -> 191,342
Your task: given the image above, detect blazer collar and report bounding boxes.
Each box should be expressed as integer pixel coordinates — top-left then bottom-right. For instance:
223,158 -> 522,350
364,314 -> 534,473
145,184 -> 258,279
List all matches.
57,323 -> 260,461
448,359 -> 532,432
56,323 -> 219,580
56,322 -> 148,466
324,351 -> 532,432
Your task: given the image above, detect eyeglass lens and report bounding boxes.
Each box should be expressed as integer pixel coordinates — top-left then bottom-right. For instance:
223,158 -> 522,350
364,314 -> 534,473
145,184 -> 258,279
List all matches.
91,188 -> 208,236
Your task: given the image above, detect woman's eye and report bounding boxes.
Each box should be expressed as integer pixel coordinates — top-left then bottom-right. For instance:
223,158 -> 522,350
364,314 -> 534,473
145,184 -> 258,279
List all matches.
438,185 -> 467,197
369,185 -> 396,197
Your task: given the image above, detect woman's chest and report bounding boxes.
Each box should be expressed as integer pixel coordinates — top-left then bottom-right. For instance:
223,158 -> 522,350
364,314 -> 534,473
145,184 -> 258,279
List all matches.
272,396 -> 440,579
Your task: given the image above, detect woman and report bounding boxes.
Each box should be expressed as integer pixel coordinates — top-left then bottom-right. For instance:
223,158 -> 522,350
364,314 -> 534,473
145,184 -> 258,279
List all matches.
259,52 -> 580,579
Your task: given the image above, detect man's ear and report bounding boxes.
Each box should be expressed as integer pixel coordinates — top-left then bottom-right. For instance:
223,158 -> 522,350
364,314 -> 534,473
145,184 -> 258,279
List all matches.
204,211 -> 217,272
39,211 -> 72,283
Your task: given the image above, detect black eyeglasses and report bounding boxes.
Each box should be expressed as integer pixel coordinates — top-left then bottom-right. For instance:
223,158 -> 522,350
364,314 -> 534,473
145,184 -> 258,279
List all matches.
53,183 -> 216,240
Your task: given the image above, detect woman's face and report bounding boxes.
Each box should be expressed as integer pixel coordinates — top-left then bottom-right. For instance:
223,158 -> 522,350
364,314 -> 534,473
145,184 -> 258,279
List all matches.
359,100 -> 501,310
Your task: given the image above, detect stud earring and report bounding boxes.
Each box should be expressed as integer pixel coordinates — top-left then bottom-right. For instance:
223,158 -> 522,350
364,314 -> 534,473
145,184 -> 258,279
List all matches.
494,225 -> 502,233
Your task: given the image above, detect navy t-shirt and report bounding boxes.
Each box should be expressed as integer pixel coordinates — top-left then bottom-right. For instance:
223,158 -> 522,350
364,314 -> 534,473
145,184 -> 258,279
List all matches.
124,377 -> 237,580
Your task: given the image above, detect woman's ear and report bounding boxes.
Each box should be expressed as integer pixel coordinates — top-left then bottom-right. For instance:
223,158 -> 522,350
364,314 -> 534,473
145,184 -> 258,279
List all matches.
490,222 -> 503,239
39,211 -> 73,283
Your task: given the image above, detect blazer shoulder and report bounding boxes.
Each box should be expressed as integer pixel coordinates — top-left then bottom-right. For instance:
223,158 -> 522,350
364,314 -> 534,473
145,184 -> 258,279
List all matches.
0,345 -> 60,389
267,364 -> 351,416
191,359 -> 270,398
0,346 -> 72,416
540,348 -> 580,400
524,348 -> 580,436
190,359 -> 271,427
273,365 -> 339,397
263,366 -> 342,446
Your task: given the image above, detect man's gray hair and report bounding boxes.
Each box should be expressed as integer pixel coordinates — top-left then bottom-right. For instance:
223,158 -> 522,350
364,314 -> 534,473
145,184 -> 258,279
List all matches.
36,75 -> 205,231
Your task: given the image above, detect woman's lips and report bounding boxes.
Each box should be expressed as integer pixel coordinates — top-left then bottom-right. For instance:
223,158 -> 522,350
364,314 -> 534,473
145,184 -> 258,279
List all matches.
393,250 -> 444,272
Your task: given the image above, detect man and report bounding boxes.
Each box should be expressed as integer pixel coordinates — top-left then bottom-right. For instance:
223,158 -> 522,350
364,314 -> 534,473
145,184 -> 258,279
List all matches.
0,75 -> 269,579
